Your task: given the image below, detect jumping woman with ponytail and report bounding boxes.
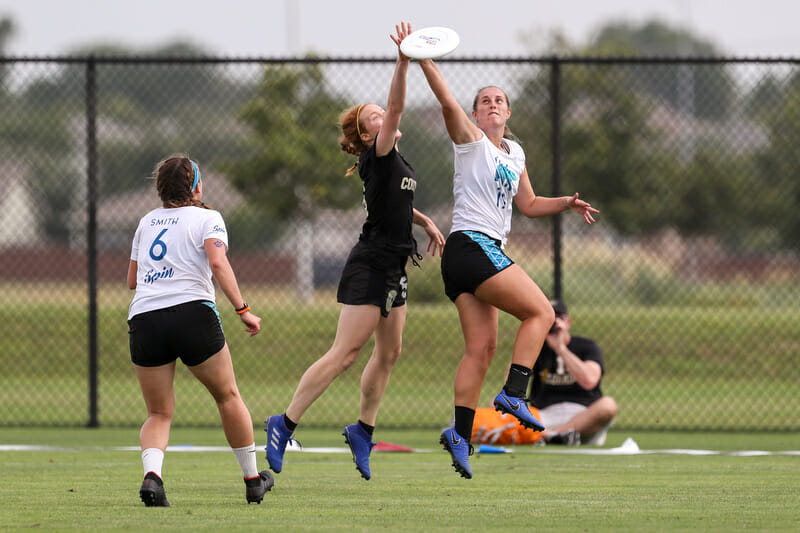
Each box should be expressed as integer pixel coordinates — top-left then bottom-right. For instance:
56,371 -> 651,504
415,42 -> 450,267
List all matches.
264,22 -> 445,481
127,155 -> 272,506
418,59 -> 599,479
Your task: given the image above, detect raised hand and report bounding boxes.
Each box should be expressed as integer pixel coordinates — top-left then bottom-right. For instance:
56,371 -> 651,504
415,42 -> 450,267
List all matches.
390,21 -> 412,59
567,193 -> 599,224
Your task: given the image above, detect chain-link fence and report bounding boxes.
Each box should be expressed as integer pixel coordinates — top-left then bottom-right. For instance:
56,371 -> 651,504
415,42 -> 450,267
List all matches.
1,56 -> 797,431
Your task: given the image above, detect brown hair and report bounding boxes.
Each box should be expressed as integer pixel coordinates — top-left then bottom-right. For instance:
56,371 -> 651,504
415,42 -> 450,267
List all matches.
153,154 -> 210,209
338,104 -> 371,176
472,86 -> 515,140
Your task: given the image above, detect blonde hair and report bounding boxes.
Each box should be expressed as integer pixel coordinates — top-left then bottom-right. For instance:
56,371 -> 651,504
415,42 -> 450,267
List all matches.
338,104 -> 371,176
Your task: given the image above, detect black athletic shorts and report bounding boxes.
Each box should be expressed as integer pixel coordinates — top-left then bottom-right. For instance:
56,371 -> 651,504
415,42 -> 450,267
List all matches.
128,300 -> 226,367
441,230 -> 515,302
337,240 -> 408,317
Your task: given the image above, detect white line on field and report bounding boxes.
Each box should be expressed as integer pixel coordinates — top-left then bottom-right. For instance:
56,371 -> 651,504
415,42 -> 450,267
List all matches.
1,444 -> 798,456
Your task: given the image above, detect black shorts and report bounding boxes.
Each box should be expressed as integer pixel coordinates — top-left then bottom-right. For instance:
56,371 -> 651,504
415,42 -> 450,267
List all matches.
441,230 -> 515,302
337,240 -> 408,317
128,300 -> 226,367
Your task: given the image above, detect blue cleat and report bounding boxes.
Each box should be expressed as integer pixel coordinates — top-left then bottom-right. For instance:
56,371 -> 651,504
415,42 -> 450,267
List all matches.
342,423 -> 376,480
440,428 -> 474,479
265,414 -> 294,474
493,390 -> 546,431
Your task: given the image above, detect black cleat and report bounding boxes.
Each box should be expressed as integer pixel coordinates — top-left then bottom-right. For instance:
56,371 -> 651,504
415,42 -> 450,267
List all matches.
546,428 -> 581,446
139,472 -> 170,507
245,470 -> 275,504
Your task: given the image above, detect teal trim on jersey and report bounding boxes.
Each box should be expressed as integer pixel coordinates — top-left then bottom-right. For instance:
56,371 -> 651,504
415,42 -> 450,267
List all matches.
463,231 -> 511,270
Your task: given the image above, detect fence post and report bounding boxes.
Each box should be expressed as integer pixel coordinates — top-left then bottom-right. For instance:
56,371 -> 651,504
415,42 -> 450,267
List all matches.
550,58 -> 563,299
86,56 -> 99,428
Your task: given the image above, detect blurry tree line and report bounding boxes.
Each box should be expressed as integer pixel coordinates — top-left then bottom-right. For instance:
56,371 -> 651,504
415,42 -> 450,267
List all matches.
1,14 -> 798,252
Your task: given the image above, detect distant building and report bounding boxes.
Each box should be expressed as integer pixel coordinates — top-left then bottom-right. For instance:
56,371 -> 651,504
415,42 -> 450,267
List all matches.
0,162 -> 41,246
69,170 -> 245,251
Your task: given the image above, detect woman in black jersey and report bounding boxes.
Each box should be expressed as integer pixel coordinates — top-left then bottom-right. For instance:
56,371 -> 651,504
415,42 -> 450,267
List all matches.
265,22 -> 445,481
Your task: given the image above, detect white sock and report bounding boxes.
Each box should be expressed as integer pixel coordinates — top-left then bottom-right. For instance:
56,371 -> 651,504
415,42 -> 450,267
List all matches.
141,448 -> 164,478
233,443 -> 259,479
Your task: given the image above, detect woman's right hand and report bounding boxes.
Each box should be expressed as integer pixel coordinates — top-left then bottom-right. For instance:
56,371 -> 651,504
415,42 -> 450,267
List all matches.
390,21 -> 412,60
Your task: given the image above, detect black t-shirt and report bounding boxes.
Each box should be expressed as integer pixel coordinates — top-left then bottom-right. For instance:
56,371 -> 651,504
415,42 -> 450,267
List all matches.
357,144 -> 417,259
530,335 -> 604,409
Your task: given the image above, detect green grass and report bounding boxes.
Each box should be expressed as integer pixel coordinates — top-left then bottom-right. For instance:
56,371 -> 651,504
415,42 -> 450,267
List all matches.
2,428 -> 799,531
2,284 -> 800,430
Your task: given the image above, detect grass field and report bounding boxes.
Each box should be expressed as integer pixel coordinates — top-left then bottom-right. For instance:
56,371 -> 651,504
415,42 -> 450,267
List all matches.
2,296 -> 799,430
2,427 -> 799,531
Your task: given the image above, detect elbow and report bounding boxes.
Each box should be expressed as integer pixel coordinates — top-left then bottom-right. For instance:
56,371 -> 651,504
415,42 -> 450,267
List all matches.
579,375 -> 601,391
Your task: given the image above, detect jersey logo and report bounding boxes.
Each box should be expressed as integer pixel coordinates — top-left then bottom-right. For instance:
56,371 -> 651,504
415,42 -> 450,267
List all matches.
385,289 -> 398,314
143,266 -> 174,284
400,176 -> 417,192
494,163 -> 517,208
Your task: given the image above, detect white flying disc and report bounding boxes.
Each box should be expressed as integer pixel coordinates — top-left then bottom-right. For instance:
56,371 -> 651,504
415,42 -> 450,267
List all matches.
400,26 -> 460,59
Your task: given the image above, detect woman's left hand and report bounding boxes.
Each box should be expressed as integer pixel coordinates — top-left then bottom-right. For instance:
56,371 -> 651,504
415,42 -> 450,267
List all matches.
424,221 -> 446,257
567,193 -> 599,224
239,311 -> 262,337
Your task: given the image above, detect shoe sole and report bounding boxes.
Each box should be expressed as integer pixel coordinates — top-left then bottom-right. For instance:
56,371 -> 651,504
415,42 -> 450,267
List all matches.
139,487 -> 170,507
342,428 -> 371,480
493,401 -> 545,432
439,433 -> 472,479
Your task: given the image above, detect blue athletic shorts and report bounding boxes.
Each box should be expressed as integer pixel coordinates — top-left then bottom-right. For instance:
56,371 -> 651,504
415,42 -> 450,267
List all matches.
441,230 -> 514,302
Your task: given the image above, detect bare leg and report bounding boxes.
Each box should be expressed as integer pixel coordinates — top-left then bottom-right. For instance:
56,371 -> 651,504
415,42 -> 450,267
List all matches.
135,362 -> 177,451
188,343 -> 254,448
548,397 -> 618,438
359,305 -> 407,426
453,294 -> 498,409
286,305 -> 381,423
474,264 -> 554,369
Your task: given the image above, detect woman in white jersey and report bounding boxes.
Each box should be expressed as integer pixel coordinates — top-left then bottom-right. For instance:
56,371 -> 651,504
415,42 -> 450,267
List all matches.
419,60 -> 598,479
127,155 -> 273,506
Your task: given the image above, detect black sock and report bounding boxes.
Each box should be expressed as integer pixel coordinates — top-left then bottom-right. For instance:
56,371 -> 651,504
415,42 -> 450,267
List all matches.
454,406 -> 475,442
504,364 -> 532,398
283,414 -> 297,432
358,420 -> 375,436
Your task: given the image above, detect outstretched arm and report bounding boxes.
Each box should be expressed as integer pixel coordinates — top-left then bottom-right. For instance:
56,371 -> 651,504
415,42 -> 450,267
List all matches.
376,22 -> 412,157
413,208 -> 446,257
514,168 -> 599,223
418,59 -> 482,145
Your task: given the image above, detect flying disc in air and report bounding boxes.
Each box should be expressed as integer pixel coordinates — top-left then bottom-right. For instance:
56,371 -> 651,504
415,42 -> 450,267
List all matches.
400,26 -> 460,59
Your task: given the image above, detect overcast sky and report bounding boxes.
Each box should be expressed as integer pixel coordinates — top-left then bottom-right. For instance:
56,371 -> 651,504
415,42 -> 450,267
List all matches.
2,0 -> 798,58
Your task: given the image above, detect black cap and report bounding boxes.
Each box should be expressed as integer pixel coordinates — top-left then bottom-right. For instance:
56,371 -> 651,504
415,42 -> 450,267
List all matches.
550,298 -> 568,315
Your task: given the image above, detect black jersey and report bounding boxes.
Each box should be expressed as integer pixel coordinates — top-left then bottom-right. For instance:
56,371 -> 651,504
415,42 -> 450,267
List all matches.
530,336 -> 605,409
357,144 -> 417,259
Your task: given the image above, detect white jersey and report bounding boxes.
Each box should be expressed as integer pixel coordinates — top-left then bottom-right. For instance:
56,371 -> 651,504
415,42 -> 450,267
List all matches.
128,206 -> 228,319
450,132 -> 525,246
